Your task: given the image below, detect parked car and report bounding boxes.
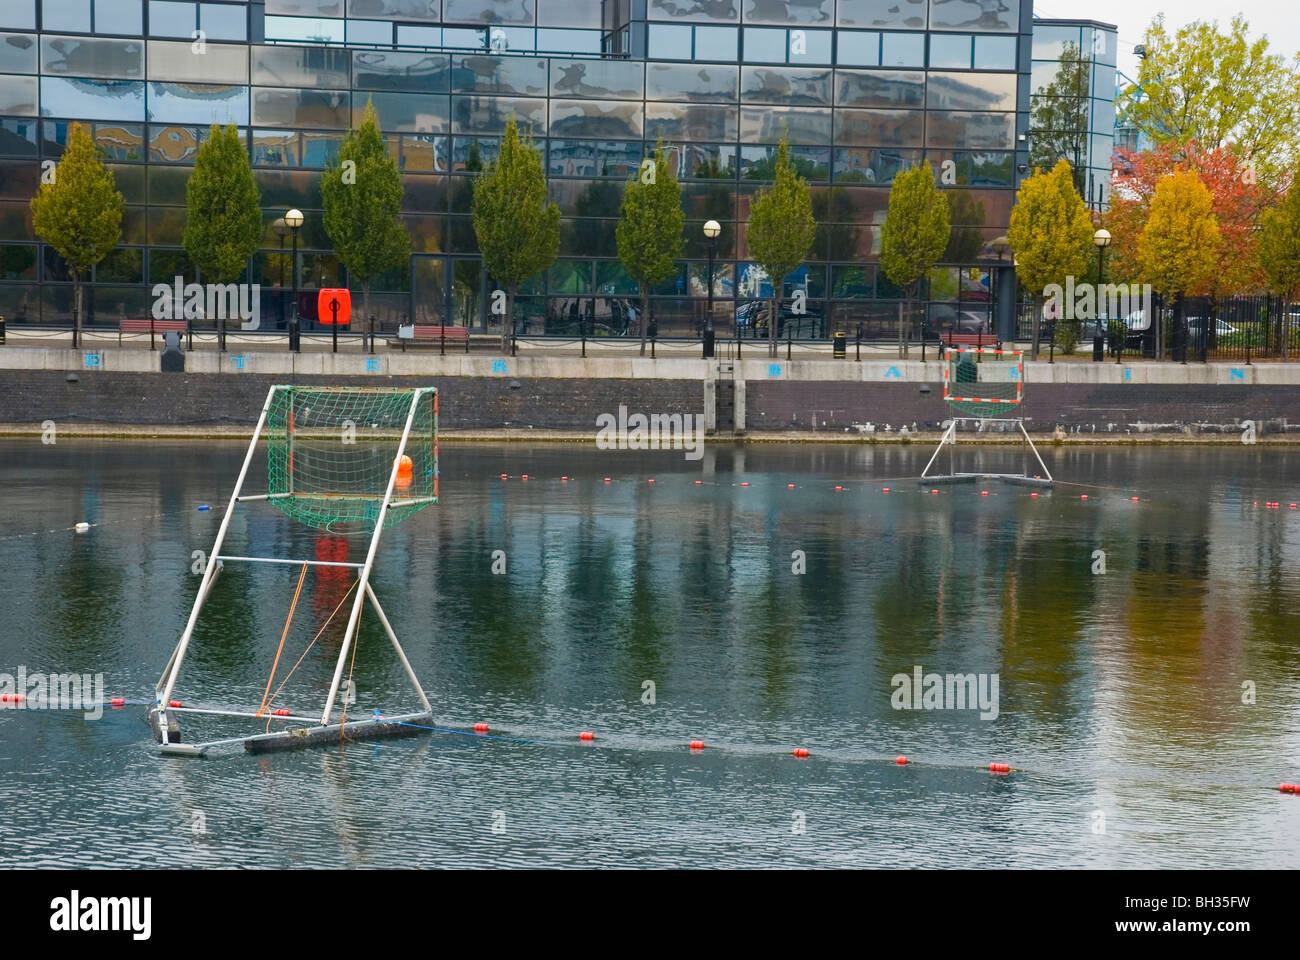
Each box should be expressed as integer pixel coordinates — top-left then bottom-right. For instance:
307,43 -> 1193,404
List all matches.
735,300 -> 824,339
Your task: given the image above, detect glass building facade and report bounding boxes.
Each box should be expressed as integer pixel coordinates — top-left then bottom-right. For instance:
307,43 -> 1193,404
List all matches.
1027,17 -> 1116,212
0,0 -> 1034,337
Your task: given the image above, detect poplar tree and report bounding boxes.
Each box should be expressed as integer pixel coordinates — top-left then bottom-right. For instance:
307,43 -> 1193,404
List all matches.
616,143 -> 685,356
880,161 -> 949,359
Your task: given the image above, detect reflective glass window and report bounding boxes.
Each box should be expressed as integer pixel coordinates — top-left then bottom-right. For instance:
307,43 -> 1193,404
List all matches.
835,69 -> 923,108
926,72 -> 1016,111
837,0 -> 925,28
740,143 -> 828,179
646,62 -> 737,101
354,91 -> 449,132
922,148 -> 1012,185
346,0 -> 440,22
789,28 -> 831,63
1030,25 -> 1079,60
353,51 -> 450,91
396,133 -> 447,171
147,81 -> 248,124
252,87 -> 349,127
0,117 -> 39,153
833,107 -> 923,146
1091,96 -> 1115,133
452,55 -> 547,95
647,24 -> 691,60
302,130 -> 342,166
44,0 -> 92,33
536,0 -> 600,27
648,0 -> 739,22
644,102 -> 737,140
253,128 -> 299,166
147,122 -> 210,161
0,35 -> 37,74
1093,63 -> 1115,99
740,105 -> 831,143
973,34 -> 1015,70
1090,27 -> 1117,66
549,59 -> 642,99
444,0 -> 535,24
443,27 -> 485,47
199,3 -> 247,41
266,0 -> 343,14
0,75 -> 38,115
547,139 -> 642,178
346,19 -> 392,44
395,25 -> 441,45
695,25 -> 738,61
743,27 -> 785,62
0,1 -> 36,31
742,0 -> 831,25
549,100 -> 642,139
930,33 -> 970,68
832,146 -> 919,183
148,40 -> 246,83
881,32 -> 924,67
40,77 -> 146,120
149,1 -> 196,37
266,16 -> 345,42
451,95 -> 547,134
741,66 -> 830,105
95,0 -> 143,35
41,36 -> 144,78
925,110 -> 1014,149
929,0 -> 1016,32
487,26 -> 534,52
836,31 -> 878,66
252,45 -> 351,89
536,29 -> 600,53
679,142 -> 736,177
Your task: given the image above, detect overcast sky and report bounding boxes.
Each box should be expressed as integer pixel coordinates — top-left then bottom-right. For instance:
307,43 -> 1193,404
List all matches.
1031,0 -> 1300,81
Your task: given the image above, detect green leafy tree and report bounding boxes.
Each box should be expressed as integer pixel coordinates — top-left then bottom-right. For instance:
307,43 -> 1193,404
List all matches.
616,143 -> 685,356
1117,14 -> 1300,184
1007,159 -> 1094,358
1259,170 -> 1300,357
1137,169 -> 1222,357
472,117 -> 560,353
745,138 -> 818,357
880,161 -> 949,359
183,124 -> 262,350
31,122 -> 123,348
322,100 -> 410,334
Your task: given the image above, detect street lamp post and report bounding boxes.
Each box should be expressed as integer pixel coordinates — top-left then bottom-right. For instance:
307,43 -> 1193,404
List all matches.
1093,228 -> 1111,362
272,217 -> 288,334
991,235 -> 1010,340
703,219 -> 720,359
284,208 -> 303,352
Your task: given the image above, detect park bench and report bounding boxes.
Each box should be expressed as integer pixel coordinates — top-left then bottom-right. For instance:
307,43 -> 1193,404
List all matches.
396,324 -> 470,353
939,331 -> 1000,355
119,318 -> 187,350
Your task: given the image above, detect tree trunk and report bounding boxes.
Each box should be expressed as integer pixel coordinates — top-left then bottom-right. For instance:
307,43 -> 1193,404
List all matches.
362,282 -> 371,340
71,270 -> 82,349
639,288 -> 650,357
1031,301 -> 1041,361
897,299 -> 905,359
1177,294 -> 1186,364
501,287 -> 515,354
1283,295 -> 1290,361
768,294 -> 778,358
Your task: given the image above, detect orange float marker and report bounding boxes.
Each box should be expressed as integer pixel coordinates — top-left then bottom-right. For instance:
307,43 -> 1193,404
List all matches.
110,698 -> 125,708
1030,492 -> 1038,498
603,477 -> 611,483
579,731 -> 595,741
793,748 -> 809,758
1080,494 -> 1088,500
989,762 -> 1011,773
274,708 -> 290,716
169,700 -> 182,708
741,481 -> 749,487
896,756 -> 908,765
689,740 -> 705,750
788,483 -> 795,489
835,485 -> 842,492
648,478 -> 655,484
473,722 -> 489,734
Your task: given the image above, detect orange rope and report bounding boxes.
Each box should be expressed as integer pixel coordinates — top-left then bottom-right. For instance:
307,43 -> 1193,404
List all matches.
256,562 -> 308,718
262,578 -> 359,731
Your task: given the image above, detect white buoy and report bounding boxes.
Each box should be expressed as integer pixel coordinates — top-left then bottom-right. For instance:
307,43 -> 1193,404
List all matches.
74,522 -> 90,532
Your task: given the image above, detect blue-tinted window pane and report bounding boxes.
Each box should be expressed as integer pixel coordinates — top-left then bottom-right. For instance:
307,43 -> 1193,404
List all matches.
443,27 -> 485,48
148,81 -> 248,124
536,29 -> 600,53
488,27 -> 534,52
395,25 -> 440,45
836,31 -> 878,66
1031,25 -> 1079,60
444,0 -> 534,24
930,33 -> 970,68
646,62 -> 737,100
0,0 -> 36,31
648,24 -> 690,60
694,26 -> 737,61
927,72 -> 1016,111
265,15 -> 344,42
346,0 -> 440,23
788,28 -> 830,63
648,0 -> 739,22
882,32 -> 923,67
95,0 -> 143,34
549,59 -> 643,99
453,54 -> 546,95
40,77 -> 146,120
149,1 -> 195,37
0,75 -> 38,115
346,19 -> 392,44
46,0 -> 92,32
353,91 -> 449,132
743,27 -> 785,62
973,34 -> 1015,70
929,0 -> 1016,32
199,3 -> 246,41
0,34 -> 39,73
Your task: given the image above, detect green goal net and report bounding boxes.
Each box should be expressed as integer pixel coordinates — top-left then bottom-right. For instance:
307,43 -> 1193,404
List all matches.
944,348 -> 1024,417
265,386 -> 437,535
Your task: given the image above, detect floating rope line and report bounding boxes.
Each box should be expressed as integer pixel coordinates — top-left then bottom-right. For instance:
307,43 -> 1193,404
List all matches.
256,562 -> 308,720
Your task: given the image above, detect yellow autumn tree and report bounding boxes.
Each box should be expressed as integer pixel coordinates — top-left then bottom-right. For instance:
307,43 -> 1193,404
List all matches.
1007,159 -> 1094,358
1137,169 -> 1221,356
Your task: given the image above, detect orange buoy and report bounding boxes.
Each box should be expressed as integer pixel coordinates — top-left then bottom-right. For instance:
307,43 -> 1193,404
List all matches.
695,480 -> 702,485
110,697 -> 125,708
1081,494 -> 1088,500
274,708 -> 290,716
473,722 -> 489,733
579,731 -> 594,741
603,477 -> 611,483
648,478 -> 655,484
1030,492 -> 1038,498
882,487 -> 889,493
395,454 -> 413,476
689,740 -> 705,750
788,483 -> 795,489
521,474 -> 528,481
501,473 -> 507,479
931,489 -> 938,495
741,481 -> 749,487
981,490 -> 989,496
793,748 -> 809,758
835,485 -> 842,492
0,693 -> 24,704
895,755 -> 907,765
989,762 -> 1011,773
1131,496 -> 1139,501
561,476 -> 568,481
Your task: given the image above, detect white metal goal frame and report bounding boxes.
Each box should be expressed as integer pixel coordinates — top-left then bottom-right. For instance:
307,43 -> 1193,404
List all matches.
152,384 -> 436,755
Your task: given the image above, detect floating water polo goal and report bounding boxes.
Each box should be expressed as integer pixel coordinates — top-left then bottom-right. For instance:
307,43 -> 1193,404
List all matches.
918,348 -> 1053,487
151,385 -> 439,756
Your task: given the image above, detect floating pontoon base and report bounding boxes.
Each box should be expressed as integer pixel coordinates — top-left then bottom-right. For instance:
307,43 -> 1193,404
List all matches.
242,712 -> 433,754
917,473 -> 1053,488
